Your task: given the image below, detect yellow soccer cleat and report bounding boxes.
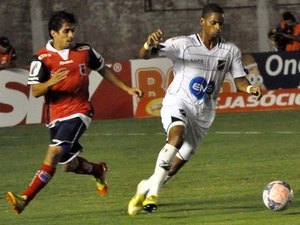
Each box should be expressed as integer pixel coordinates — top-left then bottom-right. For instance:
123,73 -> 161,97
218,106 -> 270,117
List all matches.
143,195 -> 158,213
6,192 -> 28,214
128,193 -> 146,216
95,162 -> 108,196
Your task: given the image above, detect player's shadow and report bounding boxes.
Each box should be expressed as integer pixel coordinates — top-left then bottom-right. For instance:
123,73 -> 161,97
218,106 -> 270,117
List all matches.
158,189 -> 299,218
284,189 -> 300,215
160,200 -> 259,212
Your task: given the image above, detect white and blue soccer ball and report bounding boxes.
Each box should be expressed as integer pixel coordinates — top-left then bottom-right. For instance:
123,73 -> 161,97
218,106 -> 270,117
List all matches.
262,180 -> 294,211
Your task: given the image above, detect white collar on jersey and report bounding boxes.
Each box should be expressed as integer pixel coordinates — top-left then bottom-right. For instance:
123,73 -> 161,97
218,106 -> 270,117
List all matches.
46,40 -> 70,60
196,34 -> 221,49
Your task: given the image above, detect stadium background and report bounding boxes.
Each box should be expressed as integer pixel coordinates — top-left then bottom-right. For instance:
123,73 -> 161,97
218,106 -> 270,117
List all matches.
1,0 -> 300,127
1,0 -> 300,67
0,2 -> 300,224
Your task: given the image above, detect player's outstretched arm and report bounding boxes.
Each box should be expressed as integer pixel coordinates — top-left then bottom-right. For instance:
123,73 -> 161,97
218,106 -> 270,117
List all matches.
234,77 -> 262,101
140,29 -> 163,59
99,66 -> 143,97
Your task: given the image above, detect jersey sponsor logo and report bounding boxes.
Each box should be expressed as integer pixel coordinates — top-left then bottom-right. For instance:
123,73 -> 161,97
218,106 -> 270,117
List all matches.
59,59 -> 74,65
189,76 -> 207,100
191,58 -> 205,64
38,53 -> 51,60
206,81 -> 215,95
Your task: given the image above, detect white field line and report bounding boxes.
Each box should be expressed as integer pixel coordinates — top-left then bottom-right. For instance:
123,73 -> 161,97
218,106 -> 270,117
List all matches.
215,131 -> 299,134
83,131 -> 298,136
215,131 -> 260,134
2,131 -> 298,139
276,131 -> 296,134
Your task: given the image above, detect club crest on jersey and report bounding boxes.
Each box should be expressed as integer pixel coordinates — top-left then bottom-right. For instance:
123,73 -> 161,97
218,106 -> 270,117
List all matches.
217,59 -> 226,70
189,76 -> 207,100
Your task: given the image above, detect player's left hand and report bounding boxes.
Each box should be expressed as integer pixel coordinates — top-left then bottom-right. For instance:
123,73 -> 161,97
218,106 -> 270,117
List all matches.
128,87 -> 143,98
249,86 -> 262,101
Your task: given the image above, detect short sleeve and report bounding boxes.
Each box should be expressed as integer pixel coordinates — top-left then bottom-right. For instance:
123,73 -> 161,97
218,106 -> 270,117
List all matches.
88,47 -> 105,71
28,55 -> 49,85
230,46 -> 247,78
158,37 -> 181,60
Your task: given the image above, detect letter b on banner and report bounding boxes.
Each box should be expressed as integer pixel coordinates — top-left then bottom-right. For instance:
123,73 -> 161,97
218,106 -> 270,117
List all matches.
137,69 -> 165,98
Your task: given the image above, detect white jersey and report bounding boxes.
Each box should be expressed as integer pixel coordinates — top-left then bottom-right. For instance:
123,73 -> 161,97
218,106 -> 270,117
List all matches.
158,34 -> 247,159
158,34 -> 246,113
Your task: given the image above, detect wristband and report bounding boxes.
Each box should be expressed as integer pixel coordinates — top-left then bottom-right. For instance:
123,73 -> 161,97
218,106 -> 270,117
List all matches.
246,85 -> 253,94
144,42 -> 153,50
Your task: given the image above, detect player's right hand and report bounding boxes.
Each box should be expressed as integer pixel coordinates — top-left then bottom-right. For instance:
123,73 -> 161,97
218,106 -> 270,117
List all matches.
49,67 -> 69,86
147,29 -> 163,47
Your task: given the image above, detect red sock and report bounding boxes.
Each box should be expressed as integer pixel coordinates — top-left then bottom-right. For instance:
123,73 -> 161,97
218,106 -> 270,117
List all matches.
23,164 -> 56,202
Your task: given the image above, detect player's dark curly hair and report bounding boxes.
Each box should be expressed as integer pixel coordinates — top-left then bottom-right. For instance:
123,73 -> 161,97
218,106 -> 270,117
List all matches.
48,10 -> 78,38
202,3 -> 224,18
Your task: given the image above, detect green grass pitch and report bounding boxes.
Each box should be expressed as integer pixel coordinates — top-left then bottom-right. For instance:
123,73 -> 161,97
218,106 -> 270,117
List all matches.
0,110 -> 299,225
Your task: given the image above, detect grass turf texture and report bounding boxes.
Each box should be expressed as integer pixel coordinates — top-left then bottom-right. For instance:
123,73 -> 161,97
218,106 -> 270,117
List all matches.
0,110 -> 299,225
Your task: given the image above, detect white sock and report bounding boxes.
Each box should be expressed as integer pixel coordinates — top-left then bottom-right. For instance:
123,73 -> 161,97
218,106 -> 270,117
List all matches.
147,144 -> 178,197
136,178 -> 152,196
163,175 -> 172,184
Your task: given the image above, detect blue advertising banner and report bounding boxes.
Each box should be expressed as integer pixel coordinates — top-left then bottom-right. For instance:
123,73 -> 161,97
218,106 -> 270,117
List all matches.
243,52 -> 300,90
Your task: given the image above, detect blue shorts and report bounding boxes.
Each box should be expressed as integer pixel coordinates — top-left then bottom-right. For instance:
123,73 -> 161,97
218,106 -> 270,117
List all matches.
49,117 -> 87,164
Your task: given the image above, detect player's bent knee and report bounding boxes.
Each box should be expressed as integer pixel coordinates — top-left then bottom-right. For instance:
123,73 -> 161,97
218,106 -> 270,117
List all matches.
61,164 -> 70,172
61,158 -> 78,172
168,121 -> 186,131
167,121 -> 186,148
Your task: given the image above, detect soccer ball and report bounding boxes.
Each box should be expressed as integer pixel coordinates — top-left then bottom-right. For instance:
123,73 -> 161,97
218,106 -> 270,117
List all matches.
262,180 -> 294,211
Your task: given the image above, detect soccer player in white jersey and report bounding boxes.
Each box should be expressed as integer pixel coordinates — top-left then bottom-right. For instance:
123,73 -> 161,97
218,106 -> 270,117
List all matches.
128,3 -> 262,216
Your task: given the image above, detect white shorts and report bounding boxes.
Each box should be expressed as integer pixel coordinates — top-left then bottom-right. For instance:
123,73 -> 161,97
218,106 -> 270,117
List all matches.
160,102 -> 213,161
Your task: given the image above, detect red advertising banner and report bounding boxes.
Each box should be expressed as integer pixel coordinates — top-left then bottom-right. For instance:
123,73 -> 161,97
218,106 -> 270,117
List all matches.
90,61 -> 134,120
217,88 -> 300,112
0,52 -> 299,127
0,62 -> 135,127
134,89 -> 300,118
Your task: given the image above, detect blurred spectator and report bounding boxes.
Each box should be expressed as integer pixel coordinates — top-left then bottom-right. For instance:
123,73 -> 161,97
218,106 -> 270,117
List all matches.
0,36 -> 17,69
268,11 -> 300,51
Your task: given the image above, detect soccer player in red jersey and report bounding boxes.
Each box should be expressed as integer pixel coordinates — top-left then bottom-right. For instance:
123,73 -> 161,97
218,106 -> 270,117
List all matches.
6,10 -> 143,214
